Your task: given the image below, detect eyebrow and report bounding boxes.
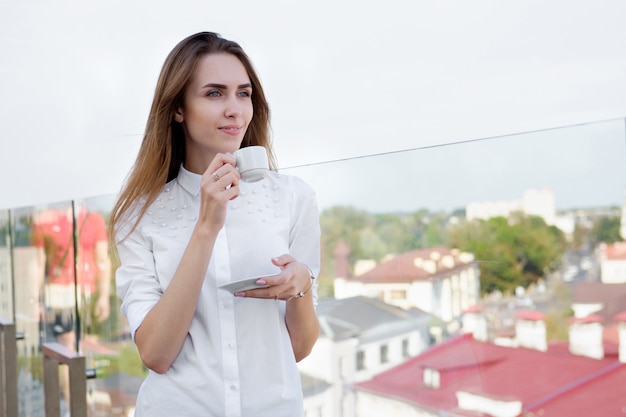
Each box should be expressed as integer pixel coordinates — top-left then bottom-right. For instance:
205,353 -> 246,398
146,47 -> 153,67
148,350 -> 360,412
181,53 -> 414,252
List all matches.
201,83 -> 252,89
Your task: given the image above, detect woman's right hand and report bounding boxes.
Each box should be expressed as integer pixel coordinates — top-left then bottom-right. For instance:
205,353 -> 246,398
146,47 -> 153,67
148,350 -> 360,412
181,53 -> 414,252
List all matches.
195,153 -> 240,233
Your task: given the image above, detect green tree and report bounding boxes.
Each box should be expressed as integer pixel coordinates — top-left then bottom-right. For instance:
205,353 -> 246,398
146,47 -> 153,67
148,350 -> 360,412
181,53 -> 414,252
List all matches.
319,206 -> 448,298
358,227 -> 388,260
319,206 -> 373,297
589,215 -> 622,245
450,214 -> 566,294
424,211 -> 449,247
571,222 -> 589,250
371,213 -> 424,256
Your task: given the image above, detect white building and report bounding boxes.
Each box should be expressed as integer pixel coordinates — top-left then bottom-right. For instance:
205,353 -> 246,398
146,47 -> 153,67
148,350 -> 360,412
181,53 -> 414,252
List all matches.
599,242 -> 626,284
619,190 -> 626,240
334,247 -> 480,325
299,296 -> 432,417
355,308 -> 626,417
466,187 -> 556,226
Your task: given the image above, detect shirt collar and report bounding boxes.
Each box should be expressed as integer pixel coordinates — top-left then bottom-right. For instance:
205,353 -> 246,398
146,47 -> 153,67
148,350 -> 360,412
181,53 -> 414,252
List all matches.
176,164 -> 202,196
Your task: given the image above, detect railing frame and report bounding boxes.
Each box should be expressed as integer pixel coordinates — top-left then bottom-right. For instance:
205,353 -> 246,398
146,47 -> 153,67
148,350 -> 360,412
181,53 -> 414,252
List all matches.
0,318 -> 19,417
43,342 -> 89,417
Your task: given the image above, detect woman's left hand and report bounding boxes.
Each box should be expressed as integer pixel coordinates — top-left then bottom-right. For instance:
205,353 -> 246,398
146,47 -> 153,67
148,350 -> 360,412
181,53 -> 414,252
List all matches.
235,254 -> 312,300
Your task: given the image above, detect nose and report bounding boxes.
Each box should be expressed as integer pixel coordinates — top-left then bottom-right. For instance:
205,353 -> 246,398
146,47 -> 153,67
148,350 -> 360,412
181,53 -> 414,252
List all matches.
224,95 -> 243,118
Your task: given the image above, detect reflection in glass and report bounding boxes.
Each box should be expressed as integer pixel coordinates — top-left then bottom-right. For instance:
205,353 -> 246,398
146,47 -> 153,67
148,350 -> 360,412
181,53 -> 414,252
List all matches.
0,209 -> 12,320
11,204 -> 53,417
78,195 -> 144,417
9,197 -> 143,417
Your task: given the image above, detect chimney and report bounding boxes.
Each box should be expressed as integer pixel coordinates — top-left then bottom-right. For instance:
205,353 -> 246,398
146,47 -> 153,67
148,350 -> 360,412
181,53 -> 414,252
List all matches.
515,311 -> 547,352
462,305 -> 488,342
615,311 -> 626,363
568,315 -> 604,360
422,259 -> 437,274
333,241 -> 351,278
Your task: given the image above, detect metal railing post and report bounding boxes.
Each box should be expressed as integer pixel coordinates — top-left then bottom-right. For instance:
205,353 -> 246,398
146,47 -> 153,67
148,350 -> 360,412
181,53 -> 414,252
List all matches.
0,317 -> 19,417
42,342 -> 91,417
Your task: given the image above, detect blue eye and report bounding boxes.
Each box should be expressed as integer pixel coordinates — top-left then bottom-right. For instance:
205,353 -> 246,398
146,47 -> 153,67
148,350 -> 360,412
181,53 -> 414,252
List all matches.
238,90 -> 251,97
206,90 -> 220,97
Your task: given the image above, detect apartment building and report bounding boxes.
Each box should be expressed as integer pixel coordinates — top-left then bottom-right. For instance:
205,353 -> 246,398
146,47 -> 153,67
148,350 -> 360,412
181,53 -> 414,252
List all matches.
334,247 -> 480,325
299,296 -> 432,417
355,310 -> 626,417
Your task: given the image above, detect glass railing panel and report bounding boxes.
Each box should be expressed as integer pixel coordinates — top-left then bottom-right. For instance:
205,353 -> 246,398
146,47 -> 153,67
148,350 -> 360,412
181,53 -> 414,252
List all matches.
11,201 -> 76,417
284,118 -> 626,417
76,195 -> 143,417
0,209 -> 12,320
0,118 -> 623,416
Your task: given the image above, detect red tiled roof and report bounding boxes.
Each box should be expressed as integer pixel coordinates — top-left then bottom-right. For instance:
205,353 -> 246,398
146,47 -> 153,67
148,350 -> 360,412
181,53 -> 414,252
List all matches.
604,323 -> 621,346
614,310 -> 626,322
516,310 -> 545,321
602,241 -> 626,260
572,283 -> 626,323
464,305 -> 484,313
350,246 -> 474,284
356,333 -> 625,415
526,361 -> 625,416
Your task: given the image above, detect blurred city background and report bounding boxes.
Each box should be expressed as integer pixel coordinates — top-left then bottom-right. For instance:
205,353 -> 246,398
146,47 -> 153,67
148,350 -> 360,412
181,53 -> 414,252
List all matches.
2,1 -> 626,416
2,118 -> 626,416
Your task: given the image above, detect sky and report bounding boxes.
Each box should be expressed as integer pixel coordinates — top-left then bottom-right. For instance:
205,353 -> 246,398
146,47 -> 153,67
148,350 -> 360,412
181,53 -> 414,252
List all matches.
1,0 -> 626,211
284,119 -> 626,213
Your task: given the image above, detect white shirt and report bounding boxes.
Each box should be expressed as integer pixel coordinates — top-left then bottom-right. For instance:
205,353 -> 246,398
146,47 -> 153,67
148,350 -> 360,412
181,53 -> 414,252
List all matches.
115,165 -> 320,417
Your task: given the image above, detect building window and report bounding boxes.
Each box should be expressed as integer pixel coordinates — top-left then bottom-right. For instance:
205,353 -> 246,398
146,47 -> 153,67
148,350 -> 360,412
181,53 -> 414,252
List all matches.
390,289 -> 407,300
356,350 -> 365,371
423,367 -> 441,389
402,338 -> 409,358
380,344 -> 389,364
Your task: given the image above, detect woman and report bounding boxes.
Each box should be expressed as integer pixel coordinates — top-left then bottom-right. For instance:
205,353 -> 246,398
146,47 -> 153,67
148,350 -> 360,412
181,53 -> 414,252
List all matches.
110,32 -> 320,417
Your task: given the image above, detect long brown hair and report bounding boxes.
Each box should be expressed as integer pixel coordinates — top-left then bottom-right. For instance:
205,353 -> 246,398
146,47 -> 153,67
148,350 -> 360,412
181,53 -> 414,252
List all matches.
109,32 -> 275,240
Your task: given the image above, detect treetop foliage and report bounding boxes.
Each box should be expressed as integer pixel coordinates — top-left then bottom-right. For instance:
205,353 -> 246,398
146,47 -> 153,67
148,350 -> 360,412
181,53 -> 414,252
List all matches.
320,206 -> 568,295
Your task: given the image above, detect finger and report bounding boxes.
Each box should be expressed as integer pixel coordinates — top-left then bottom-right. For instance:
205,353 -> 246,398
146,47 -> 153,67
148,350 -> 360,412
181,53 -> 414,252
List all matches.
213,171 -> 241,193
208,166 -> 240,186
204,154 -> 238,183
235,287 -> 275,298
210,153 -> 237,170
202,169 -> 241,202
254,270 -> 288,287
271,254 -> 294,268
238,278 -> 291,297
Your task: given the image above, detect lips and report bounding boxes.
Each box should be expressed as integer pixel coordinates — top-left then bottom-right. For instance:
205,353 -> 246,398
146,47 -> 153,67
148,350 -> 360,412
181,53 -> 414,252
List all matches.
219,125 -> 243,135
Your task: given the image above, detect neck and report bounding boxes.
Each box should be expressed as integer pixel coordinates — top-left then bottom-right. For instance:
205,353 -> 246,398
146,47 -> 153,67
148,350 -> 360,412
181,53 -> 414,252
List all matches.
184,153 -> 214,175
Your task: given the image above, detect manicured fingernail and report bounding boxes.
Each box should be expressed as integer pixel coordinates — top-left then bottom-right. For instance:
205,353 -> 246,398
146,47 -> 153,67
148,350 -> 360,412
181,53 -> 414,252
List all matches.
234,292 -> 245,297
256,279 -> 266,285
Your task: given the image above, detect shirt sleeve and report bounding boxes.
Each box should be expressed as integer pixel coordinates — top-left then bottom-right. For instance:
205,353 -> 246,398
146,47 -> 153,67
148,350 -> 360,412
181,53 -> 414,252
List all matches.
115,216 -> 163,339
288,176 -> 321,306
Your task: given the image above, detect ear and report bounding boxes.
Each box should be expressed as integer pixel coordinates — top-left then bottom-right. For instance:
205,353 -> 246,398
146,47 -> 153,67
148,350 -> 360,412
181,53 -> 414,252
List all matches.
174,108 -> 184,123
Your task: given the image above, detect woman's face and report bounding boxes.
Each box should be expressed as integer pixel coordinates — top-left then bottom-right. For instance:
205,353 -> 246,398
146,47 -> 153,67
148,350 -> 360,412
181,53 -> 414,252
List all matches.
176,53 -> 253,171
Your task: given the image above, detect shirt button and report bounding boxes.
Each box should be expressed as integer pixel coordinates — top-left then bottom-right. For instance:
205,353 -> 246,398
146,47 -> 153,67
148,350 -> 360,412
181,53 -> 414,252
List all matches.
230,385 -> 237,391
228,342 -> 235,349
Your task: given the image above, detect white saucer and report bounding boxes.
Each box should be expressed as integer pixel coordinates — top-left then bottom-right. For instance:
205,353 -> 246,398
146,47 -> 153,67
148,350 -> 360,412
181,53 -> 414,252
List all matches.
219,277 -> 270,293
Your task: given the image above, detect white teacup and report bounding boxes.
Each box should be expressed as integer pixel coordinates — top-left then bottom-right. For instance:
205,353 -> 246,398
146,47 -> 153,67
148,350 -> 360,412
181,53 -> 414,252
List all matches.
233,146 -> 269,182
